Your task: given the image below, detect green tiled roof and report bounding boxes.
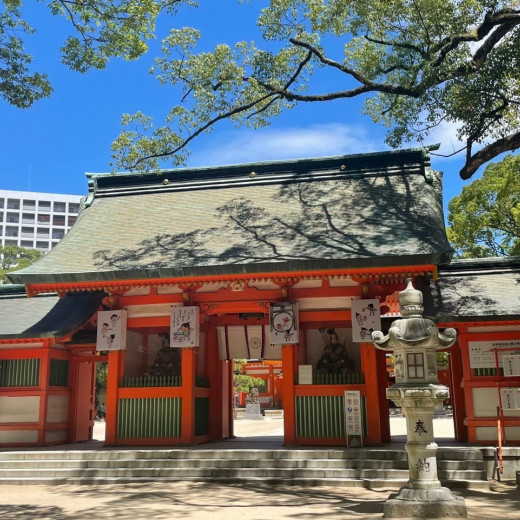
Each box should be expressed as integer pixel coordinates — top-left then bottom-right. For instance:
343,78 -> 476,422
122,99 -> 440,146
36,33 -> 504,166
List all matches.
424,258 -> 520,321
8,147 -> 453,285
0,286 -> 106,339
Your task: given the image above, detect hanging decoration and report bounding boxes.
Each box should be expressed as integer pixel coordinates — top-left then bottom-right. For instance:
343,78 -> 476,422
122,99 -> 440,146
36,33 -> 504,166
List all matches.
269,302 -> 299,345
96,310 -> 127,351
170,306 -> 200,347
351,299 -> 381,342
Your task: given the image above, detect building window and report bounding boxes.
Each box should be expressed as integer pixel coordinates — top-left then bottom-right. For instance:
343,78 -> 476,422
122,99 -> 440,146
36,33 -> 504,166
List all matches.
21,227 -> 34,238
6,212 -> 19,223
37,214 -> 50,224
68,203 -> 80,214
22,200 -> 36,210
7,199 -> 20,210
6,226 -> 18,237
36,227 -> 49,238
36,241 -> 49,250
38,201 -> 51,212
53,215 -> 66,226
52,230 -> 64,240
22,213 -> 35,224
5,239 -> 18,246
53,202 -> 66,212
0,198 -> 4,208
407,352 -> 425,379
68,215 -> 77,226
21,240 -> 33,248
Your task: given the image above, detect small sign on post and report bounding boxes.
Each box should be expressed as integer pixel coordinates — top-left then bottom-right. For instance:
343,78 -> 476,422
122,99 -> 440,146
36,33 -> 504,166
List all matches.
344,390 -> 363,447
298,365 -> 313,385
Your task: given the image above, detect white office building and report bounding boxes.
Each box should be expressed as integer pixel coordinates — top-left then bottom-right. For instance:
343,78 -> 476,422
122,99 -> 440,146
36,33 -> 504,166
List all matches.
0,190 -> 82,251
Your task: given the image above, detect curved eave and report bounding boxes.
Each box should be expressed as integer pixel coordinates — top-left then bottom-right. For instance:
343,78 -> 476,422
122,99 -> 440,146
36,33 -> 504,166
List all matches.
21,257 -> 444,296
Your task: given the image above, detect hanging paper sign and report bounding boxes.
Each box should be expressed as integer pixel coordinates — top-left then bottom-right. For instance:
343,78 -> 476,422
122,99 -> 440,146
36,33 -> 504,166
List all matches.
500,388 -> 520,410
270,302 -> 299,345
96,310 -> 127,351
351,299 -> 381,342
502,355 -> 520,377
170,306 -> 199,347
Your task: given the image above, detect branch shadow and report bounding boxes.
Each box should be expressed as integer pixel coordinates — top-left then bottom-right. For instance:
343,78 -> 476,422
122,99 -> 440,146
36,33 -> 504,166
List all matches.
92,173 -> 449,271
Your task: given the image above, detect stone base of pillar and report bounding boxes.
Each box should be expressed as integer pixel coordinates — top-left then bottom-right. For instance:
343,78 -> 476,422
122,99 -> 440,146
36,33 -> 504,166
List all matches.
383,488 -> 467,518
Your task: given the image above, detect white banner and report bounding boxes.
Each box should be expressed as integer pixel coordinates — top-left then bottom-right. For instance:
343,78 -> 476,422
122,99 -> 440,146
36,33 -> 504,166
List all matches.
344,390 -> 363,446
351,299 -> 381,342
270,302 -> 299,345
170,306 -> 199,347
96,310 -> 127,351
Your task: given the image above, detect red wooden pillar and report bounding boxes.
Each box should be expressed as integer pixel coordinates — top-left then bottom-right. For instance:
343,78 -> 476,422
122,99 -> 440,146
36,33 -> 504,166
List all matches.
180,347 -> 196,443
37,340 -> 52,444
449,339 -> 468,441
105,349 -> 124,444
361,342 -> 382,444
282,344 -> 296,445
206,319 -> 222,440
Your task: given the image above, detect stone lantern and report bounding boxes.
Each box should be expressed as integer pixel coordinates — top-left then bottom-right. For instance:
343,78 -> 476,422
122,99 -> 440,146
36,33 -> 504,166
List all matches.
372,279 -> 467,519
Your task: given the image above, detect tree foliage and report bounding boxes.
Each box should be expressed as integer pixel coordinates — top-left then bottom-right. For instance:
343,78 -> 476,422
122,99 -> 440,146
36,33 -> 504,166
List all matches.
233,359 -> 265,393
111,0 -> 520,180
447,154 -> 520,257
0,0 -> 192,108
0,245 -> 43,283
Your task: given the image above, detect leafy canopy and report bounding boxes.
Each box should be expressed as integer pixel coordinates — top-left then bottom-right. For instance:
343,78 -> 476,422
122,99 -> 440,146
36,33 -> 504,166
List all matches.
111,0 -> 520,180
0,0 -> 193,108
447,154 -> 520,258
0,245 -> 43,283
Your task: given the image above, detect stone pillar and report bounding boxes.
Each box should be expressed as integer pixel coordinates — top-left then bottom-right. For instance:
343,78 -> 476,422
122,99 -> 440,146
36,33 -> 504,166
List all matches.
372,279 -> 467,519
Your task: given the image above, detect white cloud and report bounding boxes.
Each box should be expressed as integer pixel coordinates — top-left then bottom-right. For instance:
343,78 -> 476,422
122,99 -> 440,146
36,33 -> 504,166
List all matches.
188,123 -> 387,167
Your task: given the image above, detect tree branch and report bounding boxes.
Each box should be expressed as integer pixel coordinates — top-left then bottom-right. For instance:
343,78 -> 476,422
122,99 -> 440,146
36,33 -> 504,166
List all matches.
460,131 -> 520,180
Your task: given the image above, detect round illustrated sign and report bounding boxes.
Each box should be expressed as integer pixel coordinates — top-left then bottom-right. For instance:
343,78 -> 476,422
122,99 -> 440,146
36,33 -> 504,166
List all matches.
272,311 -> 294,332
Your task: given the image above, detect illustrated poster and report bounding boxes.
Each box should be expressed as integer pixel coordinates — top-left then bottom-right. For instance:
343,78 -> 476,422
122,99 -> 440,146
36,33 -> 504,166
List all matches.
270,302 -> 299,345
351,299 -> 381,342
170,306 -> 200,347
96,310 -> 127,351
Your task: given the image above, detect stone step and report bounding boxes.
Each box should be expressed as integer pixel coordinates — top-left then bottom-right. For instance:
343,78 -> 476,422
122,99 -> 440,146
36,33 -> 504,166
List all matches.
0,447 -> 489,488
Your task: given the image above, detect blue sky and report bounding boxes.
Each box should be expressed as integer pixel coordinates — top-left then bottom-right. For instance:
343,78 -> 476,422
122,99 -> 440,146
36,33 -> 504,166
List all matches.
0,1 -> 475,213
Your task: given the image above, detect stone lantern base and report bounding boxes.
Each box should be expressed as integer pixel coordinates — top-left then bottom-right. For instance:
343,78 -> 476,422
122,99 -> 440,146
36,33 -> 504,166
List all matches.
383,491 -> 467,518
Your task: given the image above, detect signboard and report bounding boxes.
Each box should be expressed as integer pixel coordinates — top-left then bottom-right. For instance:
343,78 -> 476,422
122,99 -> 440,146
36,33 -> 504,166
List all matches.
344,390 -> 363,447
502,355 -> 520,377
468,340 -> 520,369
351,299 -> 381,343
298,365 -> 313,385
96,310 -> 127,351
500,388 -> 520,410
170,306 -> 200,347
270,302 -> 299,345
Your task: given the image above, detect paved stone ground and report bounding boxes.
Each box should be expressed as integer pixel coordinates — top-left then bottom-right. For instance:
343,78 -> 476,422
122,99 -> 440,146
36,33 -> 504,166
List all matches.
1,417 -> 518,520
0,477 -> 518,519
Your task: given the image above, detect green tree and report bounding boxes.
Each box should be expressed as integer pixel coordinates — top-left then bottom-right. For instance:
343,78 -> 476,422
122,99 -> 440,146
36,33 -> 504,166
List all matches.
112,1 -> 520,180
1,0 -> 193,108
0,245 -> 43,283
447,154 -> 520,258
233,359 -> 265,393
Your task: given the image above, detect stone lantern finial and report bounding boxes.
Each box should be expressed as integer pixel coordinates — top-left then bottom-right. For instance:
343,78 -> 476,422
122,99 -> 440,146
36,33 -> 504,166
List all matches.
399,278 -> 424,317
